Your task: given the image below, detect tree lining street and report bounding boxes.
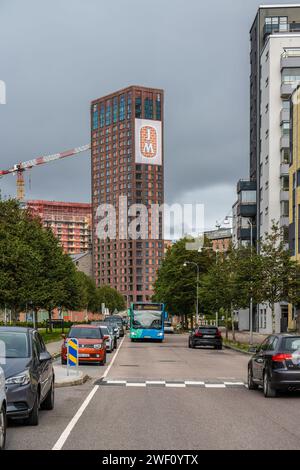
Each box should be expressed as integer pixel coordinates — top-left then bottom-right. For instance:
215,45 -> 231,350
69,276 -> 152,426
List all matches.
5,334 -> 300,450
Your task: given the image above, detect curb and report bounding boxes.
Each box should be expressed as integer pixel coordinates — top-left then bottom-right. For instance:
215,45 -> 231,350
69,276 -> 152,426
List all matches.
55,374 -> 89,388
224,344 -> 253,356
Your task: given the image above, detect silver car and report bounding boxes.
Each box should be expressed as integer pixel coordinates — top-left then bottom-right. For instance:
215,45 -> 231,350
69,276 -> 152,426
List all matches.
99,325 -> 114,353
0,366 -> 7,450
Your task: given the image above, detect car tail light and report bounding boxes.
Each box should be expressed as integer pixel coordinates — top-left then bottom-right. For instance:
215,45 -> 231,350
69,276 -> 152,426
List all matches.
272,353 -> 292,362
195,331 -> 202,337
216,329 -> 222,337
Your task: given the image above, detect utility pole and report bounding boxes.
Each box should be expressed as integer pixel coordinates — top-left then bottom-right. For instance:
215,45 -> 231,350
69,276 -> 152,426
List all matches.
183,261 -> 199,326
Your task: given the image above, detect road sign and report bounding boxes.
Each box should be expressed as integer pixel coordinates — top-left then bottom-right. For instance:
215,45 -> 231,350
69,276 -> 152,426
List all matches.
67,338 -> 79,375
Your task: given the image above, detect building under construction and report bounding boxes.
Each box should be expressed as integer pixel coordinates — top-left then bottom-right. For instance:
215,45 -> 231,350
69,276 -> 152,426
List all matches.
26,200 -> 92,255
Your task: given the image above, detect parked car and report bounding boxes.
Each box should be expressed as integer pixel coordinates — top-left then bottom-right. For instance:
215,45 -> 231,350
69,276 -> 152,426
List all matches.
164,321 -> 174,334
92,324 -> 115,353
103,319 -> 121,338
0,366 -> 7,450
61,325 -> 108,366
105,324 -> 118,349
104,316 -> 125,337
188,326 -> 222,350
0,326 -> 54,426
248,334 -> 300,397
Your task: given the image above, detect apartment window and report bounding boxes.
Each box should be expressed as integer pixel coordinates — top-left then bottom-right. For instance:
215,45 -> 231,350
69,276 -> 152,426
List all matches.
113,97 -> 118,123
144,97 -> 153,119
282,68 -> 300,84
281,121 -> 290,135
281,148 -> 289,164
135,95 -> 142,118
92,105 -> 98,130
156,94 -> 161,120
282,100 -> 290,110
281,175 -> 289,191
105,100 -> 111,126
281,201 -> 289,217
119,94 -> 125,121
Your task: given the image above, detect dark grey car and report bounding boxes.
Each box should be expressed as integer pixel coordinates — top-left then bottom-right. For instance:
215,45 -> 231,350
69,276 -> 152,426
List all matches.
248,334 -> 300,397
0,327 -> 55,425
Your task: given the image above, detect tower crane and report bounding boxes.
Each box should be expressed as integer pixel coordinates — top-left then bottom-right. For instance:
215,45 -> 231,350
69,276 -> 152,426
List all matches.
0,144 -> 90,201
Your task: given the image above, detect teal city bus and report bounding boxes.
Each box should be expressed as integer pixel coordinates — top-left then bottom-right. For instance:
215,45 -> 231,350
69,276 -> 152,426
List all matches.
128,303 -> 167,342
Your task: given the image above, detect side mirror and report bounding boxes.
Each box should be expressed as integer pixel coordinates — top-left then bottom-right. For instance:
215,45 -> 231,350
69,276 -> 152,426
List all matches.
249,346 -> 258,354
39,351 -> 52,362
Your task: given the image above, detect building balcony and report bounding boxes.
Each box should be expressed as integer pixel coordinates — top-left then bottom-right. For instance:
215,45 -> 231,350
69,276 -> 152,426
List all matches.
237,226 -> 257,241
280,163 -> 289,175
280,134 -> 290,149
280,108 -> 290,123
280,216 -> 289,227
281,83 -> 294,98
237,179 -> 256,193
281,55 -> 300,70
237,203 -> 257,218
280,190 -> 289,201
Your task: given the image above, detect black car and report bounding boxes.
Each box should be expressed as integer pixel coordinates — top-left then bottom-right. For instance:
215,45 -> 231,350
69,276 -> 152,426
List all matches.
104,316 -> 125,337
0,327 -> 54,425
248,334 -> 300,397
188,326 -> 223,350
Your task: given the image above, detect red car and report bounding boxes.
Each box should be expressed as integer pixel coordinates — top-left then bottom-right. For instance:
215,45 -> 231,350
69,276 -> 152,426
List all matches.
61,324 -> 108,366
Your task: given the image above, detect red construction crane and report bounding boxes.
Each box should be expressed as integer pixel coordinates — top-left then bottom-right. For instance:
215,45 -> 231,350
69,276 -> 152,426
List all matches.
0,144 -> 90,201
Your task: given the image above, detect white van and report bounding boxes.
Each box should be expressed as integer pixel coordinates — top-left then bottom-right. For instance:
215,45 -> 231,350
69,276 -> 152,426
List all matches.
0,366 -> 6,450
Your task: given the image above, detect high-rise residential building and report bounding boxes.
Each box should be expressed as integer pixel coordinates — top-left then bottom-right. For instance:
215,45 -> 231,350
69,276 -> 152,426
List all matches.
234,5 -> 300,333
289,84 -> 300,330
27,200 -> 92,255
91,86 -> 164,304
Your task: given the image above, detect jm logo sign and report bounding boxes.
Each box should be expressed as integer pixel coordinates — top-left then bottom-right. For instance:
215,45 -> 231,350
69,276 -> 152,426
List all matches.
0,80 -> 6,104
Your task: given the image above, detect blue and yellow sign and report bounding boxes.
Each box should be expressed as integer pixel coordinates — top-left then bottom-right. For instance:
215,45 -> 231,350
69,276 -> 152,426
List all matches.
67,338 -> 79,367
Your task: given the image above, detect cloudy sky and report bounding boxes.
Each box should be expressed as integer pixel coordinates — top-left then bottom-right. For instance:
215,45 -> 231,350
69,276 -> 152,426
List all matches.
0,0 -> 293,230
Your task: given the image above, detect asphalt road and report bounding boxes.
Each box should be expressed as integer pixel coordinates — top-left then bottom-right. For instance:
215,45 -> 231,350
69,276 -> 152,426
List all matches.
6,334 -> 300,450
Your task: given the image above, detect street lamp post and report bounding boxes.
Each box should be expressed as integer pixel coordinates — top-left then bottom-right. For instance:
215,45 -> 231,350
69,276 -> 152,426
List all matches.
183,261 -> 199,326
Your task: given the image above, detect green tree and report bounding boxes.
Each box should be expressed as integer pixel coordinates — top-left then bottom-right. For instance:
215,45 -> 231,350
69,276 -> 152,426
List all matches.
94,285 -> 126,314
259,222 -> 300,333
153,237 -> 213,328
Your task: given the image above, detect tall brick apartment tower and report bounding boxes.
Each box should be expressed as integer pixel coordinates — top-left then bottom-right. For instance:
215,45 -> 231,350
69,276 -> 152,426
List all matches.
91,86 -> 164,304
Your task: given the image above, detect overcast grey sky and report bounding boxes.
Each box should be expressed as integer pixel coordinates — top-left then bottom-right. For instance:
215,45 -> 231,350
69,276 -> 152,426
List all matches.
0,0 -> 294,230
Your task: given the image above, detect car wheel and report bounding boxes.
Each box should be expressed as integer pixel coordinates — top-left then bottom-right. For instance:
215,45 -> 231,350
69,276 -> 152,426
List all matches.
41,378 -> 55,410
0,404 -> 7,450
263,371 -> 277,398
188,339 -> 192,348
26,392 -> 40,426
248,366 -> 258,390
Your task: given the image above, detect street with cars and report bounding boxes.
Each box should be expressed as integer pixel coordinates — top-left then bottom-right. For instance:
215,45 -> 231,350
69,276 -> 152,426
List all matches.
2,324 -> 300,450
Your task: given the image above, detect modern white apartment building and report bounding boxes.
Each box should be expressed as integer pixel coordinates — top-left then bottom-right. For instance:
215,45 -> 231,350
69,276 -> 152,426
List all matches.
234,5 -> 300,333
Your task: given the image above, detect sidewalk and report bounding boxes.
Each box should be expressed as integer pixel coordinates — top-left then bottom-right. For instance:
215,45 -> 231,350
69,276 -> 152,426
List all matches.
223,329 -> 268,345
46,340 -> 62,358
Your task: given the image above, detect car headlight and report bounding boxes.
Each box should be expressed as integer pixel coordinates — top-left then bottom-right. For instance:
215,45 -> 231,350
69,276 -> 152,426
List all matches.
94,344 -> 102,350
157,332 -> 163,336
6,369 -> 31,386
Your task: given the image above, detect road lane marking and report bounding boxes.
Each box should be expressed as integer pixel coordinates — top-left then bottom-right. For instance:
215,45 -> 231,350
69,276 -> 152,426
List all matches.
126,383 -> 146,387
52,385 -> 99,451
205,384 -> 226,388
145,380 -> 166,385
224,382 -> 245,386
52,335 -> 126,451
185,381 -> 205,386
165,383 -> 186,388
106,380 -> 127,384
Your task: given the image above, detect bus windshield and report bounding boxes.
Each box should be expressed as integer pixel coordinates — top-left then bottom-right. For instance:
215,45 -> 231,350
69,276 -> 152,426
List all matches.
132,310 -> 163,330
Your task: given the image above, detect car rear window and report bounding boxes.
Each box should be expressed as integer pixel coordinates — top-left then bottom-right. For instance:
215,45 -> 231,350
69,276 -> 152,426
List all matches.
281,337 -> 300,352
198,327 -> 217,334
68,327 -> 102,339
